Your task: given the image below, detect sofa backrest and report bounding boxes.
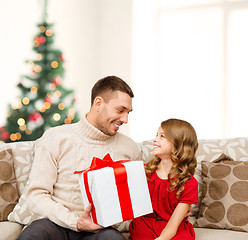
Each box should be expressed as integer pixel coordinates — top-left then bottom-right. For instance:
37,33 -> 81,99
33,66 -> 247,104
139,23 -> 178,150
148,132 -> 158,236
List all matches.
2,137 -> 248,216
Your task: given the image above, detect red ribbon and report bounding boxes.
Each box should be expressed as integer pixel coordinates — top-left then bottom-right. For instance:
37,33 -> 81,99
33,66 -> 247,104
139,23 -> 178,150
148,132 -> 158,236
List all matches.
74,153 -> 134,224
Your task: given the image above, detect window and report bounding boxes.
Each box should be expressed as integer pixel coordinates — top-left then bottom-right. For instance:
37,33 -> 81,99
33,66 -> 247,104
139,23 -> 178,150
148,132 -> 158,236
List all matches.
131,0 -> 248,142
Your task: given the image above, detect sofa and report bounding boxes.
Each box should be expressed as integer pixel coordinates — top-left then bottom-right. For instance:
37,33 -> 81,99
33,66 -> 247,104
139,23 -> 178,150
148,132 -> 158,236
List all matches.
1,137 -> 248,240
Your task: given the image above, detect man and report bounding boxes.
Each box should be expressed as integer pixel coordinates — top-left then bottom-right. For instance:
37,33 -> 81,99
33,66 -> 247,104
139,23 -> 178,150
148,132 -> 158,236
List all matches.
17,76 -> 140,240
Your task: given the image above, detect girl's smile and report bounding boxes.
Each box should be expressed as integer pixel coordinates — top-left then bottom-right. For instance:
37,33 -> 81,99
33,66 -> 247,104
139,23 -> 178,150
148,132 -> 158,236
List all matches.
153,126 -> 173,160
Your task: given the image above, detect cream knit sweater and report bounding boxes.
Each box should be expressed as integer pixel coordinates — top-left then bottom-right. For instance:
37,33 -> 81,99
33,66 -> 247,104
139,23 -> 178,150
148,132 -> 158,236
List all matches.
26,115 -> 140,231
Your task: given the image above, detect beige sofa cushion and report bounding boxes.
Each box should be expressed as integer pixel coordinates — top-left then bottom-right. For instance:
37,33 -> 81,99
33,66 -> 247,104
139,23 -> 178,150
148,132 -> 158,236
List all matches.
0,149 -> 18,221
0,221 -> 23,240
8,184 -> 38,225
194,154 -> 248,232
6,141 -> 38,225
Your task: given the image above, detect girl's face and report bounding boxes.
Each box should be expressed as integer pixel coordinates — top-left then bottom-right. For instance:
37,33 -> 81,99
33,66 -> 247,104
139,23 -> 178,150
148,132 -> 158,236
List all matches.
153,126 -> 173,160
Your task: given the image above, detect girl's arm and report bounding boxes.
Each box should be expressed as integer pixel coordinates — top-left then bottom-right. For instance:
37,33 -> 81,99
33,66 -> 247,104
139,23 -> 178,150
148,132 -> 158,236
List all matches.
155,203 -> 191,240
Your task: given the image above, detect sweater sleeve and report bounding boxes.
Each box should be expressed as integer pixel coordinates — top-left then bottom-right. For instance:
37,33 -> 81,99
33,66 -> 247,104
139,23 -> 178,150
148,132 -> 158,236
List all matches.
26,129 -> 79,231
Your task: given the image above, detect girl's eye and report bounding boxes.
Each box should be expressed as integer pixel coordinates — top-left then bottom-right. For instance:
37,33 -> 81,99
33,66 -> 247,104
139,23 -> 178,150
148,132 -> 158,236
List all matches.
160,134 -> 165,138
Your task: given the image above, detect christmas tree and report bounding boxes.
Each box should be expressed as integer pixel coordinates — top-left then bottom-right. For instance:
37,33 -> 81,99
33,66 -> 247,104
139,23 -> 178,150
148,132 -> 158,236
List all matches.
0,1 -> 79,143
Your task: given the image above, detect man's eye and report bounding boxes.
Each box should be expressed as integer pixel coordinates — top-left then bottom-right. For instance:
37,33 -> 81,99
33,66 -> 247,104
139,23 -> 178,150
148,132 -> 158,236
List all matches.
117,109 -> 123,113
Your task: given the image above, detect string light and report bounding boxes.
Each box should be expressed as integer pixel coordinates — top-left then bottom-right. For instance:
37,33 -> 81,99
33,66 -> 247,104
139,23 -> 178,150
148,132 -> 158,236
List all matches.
53,113 -> 61,121
34,36 -> 40,47
67,108 -> 75,120
49,83 -> 56,90
40,26 -> 46,33
40,107 -> 46,113
33,65 -> 42,73
45,29 -> 53,36
68,108 -> 75,115
19,125 -> 26,131
58,103 -> 65,110
28,61 -> 34,66
64,118 -> 71,124
17,118 -> 25,126
11,104 -> 17,110
25,128 -> 32,135
44,102 -> 51,109
54,91 -> 61,98
30,86 -> 38,93
10,133 -> 17,141
36,54 -> 42,61
16,132 -> 21,140
68,114 -> 75,120
22,97 -> 30,105
51,61 -> 58,68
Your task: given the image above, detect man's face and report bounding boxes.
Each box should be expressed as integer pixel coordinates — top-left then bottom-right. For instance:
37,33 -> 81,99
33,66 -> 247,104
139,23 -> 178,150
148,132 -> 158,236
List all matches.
95,91 -> 133,136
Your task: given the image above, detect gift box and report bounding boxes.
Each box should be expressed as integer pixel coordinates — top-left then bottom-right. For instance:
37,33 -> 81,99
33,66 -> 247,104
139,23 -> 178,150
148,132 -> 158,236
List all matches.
74,154 -> 153,227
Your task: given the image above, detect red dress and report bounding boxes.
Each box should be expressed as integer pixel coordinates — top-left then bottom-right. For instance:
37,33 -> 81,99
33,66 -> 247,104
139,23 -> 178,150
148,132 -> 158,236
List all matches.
129,172 -> 198,240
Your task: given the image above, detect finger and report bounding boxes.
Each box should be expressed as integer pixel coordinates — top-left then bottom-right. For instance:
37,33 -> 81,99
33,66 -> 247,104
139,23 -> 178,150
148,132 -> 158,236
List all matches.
89,223 -> 104,232
85,204 -> 92,215
95,224 -> 104,230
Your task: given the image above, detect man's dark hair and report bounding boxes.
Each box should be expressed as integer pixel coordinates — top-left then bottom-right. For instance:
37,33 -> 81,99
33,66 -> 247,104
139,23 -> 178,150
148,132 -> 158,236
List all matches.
91,76 -> 134,106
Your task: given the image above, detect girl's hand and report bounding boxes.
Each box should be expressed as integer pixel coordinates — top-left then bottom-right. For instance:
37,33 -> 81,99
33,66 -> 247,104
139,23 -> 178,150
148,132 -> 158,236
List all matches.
186,205 -> 192,221
156,203 -> 192,240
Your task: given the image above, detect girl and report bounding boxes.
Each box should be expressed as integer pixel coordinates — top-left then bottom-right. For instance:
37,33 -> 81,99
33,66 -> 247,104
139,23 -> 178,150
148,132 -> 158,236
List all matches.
129,118 -> 198,240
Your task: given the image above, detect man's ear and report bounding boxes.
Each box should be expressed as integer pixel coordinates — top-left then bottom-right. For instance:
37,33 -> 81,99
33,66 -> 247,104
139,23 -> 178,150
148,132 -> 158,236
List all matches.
93,96 -> 104,111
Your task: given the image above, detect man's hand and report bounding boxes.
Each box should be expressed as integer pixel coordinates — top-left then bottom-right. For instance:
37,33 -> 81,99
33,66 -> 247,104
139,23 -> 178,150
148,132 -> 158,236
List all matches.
77,204 -> 104,232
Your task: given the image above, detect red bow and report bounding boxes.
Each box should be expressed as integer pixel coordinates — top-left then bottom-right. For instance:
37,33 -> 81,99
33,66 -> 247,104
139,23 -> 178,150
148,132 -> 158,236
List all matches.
74,154 -> 134,224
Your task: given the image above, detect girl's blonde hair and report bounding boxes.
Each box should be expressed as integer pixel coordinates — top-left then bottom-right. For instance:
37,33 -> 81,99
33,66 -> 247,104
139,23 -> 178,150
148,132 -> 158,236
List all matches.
145,118 -> 198,198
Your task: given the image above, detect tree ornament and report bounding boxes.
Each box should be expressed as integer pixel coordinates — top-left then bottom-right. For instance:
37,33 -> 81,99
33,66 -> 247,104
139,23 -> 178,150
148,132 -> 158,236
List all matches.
28,112 -> 42,122
60,54 -> 65,61
44,97 -> 53,104
0,127 -> 10,141
52,77 -> 62,86
37,35 -> 46,45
